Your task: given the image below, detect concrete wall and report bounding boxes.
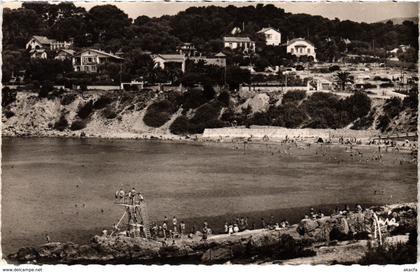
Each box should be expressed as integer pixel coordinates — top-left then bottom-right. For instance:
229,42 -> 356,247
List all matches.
203,126 -> 378,141
239,85 -> 309,93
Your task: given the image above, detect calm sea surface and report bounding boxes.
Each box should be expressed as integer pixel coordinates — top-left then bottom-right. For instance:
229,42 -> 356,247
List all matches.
1,137 -> 417,255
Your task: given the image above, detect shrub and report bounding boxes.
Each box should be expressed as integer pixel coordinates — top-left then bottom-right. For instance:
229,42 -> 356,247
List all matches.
203,85 -> 216,101
93,94 -> 113,109
103,106 -> 117,119
39,81 -> 54,98
376,114 -> 391,132
251,112 -> 272,126
374,76 -> 391,82
358,242 -> 416,265
2,87 -> 17,107
70,120 -> 86,131
77,101 -> 94,119
383,97 -> 402,119
351,112 -> 374,130
282,90 -> 306,105
170,102 -> 225,135
342,91 -> 372,120
363,83 -> 377,89
61,94 -> 77,106
403,88 -> 418,110
217,91 -> 230,107
54,114 -> 68,131
379,82 -> 394,88
329,65 -> 340,72
4,110 -> 15,118
64,79 -> 73,89
295,65 -> 304,71
180,88 -> 209,111
281,103 -> 308,128
80,83 -> 88,92
143,99 -> 176,127
190,103 -> 221,125
169,115 -> 190,135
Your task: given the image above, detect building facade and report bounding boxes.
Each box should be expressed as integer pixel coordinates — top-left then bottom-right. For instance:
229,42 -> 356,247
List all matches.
72,49 -> 124,73
152,54 -> 186,72
26,36 -> 72,51
286,38 -> 316,60
223,37 -> 255,53
258,27 -> 281,46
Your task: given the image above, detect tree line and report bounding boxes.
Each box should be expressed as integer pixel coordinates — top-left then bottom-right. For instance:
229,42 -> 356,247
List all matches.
3,2 -> 418,85
4,3 -> 417,52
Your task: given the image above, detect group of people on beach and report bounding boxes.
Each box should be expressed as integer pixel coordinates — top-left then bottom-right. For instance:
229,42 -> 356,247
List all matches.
222,215 -> 290,235
259,216 -> 290,231
224,217 -> 249,234
150,216 -> 188,240
299,204 -> 401,244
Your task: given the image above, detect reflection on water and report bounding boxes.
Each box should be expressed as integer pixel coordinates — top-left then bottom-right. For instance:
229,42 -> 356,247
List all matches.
1,137 -> 417,254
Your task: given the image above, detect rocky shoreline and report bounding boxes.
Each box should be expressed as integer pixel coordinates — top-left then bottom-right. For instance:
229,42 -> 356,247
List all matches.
8,202 -> 417,265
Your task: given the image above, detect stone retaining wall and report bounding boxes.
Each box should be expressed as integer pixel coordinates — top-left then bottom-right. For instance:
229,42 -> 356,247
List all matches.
203,126 -> 379,141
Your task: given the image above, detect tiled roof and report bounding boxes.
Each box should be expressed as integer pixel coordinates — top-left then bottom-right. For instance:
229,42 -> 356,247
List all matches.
33,35 -> 54,45
155,54 -> 185,61
258,27 -> 280,33
75,49 -> 124,60
287,38 -> 315,47
59,49 -> 75,55
224,36 -> 253,43
214,52 -> 226,57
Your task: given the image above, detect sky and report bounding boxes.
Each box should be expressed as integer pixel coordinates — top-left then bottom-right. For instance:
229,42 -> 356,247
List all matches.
2,1 -> 418,23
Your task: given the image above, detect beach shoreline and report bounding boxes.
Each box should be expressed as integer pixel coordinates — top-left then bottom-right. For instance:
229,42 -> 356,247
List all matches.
6,202 -> 417,265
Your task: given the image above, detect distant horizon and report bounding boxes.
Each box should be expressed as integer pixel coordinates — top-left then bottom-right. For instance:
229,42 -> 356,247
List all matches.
2,1 -> 418,24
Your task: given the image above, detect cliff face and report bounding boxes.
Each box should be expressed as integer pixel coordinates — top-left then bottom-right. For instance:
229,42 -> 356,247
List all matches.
2,90 -> 170,138
8,203 -> 417,265
2,90 -> 417,138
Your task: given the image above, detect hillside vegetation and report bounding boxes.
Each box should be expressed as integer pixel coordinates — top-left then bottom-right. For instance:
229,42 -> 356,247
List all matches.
2,87 -> 417,137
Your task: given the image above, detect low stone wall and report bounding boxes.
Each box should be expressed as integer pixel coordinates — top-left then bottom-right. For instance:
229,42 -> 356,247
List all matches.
202,126 -> 379,141
239,85 -> 309,93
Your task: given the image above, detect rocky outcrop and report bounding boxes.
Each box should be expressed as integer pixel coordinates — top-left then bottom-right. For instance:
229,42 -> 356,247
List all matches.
8,203 -> 417,265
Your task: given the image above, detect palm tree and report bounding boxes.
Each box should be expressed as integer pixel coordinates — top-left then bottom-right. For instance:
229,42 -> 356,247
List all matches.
335,71 -> 353,91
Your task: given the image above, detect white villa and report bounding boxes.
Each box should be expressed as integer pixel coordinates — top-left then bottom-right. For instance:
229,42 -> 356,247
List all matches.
152,54 -> 186,72
26,35 -> 72,51
258,27 -> 281,46
286,38 -> 316,60
72,49 -> 124,73
223,37 -> 255,52
26,35 -> 73,59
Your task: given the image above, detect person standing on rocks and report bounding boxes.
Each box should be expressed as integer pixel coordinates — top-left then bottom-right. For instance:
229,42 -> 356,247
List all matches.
129,187 -> 136,205
162,221 -> 168,239
180,221 -> 186,236
202,224 -> 208,241
261,218 -> 266,229
172,216 -> 178,234
118,188 -> 125,203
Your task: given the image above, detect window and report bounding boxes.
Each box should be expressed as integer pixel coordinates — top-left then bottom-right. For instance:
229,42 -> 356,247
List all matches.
307,48 -> 311,53
266,34 -> 272,39
291,48 -> 294,53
